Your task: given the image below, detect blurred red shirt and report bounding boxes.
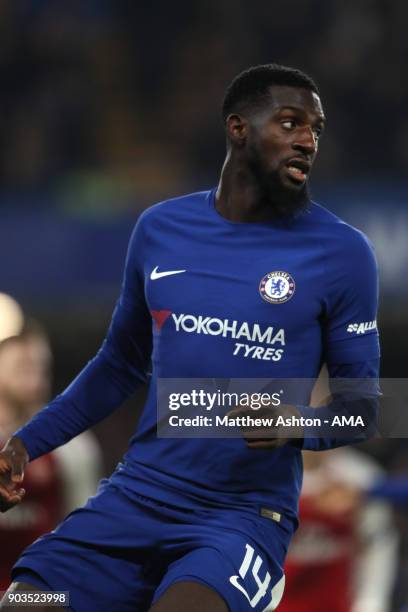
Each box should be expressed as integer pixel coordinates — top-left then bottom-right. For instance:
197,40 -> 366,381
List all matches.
280,491 -> 356,612
0,448 -> 63,590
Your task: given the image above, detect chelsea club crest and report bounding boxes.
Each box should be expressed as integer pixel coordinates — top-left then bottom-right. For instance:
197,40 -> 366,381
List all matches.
259,271 -> 296,304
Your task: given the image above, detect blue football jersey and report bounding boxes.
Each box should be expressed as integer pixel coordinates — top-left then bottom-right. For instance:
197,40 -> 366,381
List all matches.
16,189 -> 380,525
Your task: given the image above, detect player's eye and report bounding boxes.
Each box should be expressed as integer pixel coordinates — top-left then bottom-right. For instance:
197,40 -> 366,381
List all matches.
313,127 -> 323,139
281,120 -> 296,131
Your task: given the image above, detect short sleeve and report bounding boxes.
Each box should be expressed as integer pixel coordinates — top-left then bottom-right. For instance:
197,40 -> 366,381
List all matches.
323,229 -> 380,365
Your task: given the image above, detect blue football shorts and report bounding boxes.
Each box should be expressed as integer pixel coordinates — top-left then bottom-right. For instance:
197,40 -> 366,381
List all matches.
12,479 -> 292,611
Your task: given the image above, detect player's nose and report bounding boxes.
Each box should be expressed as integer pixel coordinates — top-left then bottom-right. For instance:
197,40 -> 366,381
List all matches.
292,126 -> 317,156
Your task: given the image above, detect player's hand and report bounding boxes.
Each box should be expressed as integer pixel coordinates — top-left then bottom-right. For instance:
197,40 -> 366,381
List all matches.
0,437 -> 29,512
227,403 -> 304,449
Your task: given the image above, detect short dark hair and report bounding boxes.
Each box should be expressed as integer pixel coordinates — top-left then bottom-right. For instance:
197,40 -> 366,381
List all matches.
222,64 -> 319,122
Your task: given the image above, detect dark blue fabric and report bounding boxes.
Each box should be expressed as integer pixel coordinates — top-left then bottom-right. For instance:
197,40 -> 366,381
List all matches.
15,189 -> 380,523
13,481 -> 291,612
369,476 -> 408,505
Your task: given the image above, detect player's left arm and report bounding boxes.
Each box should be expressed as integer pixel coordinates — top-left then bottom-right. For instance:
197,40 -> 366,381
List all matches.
240,358 -> 380,450
297,227 -> 381,451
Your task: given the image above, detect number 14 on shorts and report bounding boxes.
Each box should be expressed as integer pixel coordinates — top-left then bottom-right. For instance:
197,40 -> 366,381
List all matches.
229,543 -> 285,611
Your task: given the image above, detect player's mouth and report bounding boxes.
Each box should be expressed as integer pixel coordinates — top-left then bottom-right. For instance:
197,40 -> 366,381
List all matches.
283,158 -> 311,184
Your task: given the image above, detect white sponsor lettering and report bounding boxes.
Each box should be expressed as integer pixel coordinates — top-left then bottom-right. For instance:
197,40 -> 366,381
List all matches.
233,344 -> 284,362
207,318 -> 224,335
252,324 -> 273,344
197,316 -> 211,333
347,320 -> 377,335
222,319 -> 238,337
236,322 -> 252,341
171,313 -> 285,345
170,312 -> 286,361
181,315 -> 197,332
172,312 -> 184,331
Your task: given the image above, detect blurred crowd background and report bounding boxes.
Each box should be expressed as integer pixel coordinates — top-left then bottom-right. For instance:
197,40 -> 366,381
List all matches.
0,1 -> 407,610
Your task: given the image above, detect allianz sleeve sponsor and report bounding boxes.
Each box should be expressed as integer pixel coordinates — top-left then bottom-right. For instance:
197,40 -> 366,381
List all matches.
346,320 -> 377,335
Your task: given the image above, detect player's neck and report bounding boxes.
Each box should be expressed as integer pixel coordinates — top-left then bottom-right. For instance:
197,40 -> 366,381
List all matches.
216,157 -> 281,224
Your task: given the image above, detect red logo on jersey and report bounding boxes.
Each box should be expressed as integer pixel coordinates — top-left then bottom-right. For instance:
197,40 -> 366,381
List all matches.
151,310 -> 172,331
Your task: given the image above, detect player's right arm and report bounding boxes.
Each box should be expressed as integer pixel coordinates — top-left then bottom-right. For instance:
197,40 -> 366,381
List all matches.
0,212 -> 152,510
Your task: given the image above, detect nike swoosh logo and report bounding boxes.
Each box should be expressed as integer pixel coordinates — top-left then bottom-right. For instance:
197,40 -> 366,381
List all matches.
229,576 -> 251,601
150,266 -> 186,280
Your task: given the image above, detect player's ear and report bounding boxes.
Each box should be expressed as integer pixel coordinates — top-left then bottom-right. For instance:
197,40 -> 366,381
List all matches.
226,113 -> 247,146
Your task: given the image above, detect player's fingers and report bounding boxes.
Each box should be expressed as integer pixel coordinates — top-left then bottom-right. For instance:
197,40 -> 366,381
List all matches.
226,406 -> 278,420
11,457 -> 26,483
243,428 -> 278,438
0,481 -> 18,501
0,456 -> 12,473
1,486 -> 25,502
246,439 -> 287,449
226,403 -> 257,415
0,467 -> 25,494
225,408 -> 243,418
12,487 -> 25,500
0,482 -> 25,498
0,491 -> 24,513
4,491 -> 25,505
